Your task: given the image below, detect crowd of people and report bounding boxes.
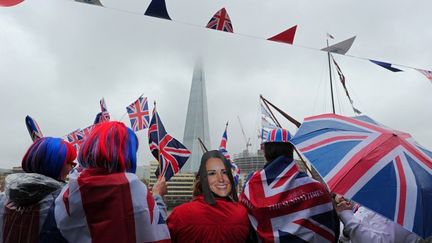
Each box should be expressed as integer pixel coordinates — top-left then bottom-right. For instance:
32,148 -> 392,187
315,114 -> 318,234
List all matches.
0,122 -> 427,242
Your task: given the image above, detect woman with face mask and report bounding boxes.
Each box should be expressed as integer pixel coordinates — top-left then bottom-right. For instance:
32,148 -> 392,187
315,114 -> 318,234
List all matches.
167,150 -> 250,242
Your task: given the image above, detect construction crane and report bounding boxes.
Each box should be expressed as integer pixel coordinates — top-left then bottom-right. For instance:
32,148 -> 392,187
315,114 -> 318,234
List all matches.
237,116 -> 252,152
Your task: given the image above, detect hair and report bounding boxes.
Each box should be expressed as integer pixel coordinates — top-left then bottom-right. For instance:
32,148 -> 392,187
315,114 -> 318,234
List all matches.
193,150 -> 238,205
78,121 -> 138,173
22,137 -> 77,180
264,142 -> 294,162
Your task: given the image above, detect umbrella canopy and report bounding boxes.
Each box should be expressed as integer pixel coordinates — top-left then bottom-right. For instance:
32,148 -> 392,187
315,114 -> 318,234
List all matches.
291,113 -> 432,239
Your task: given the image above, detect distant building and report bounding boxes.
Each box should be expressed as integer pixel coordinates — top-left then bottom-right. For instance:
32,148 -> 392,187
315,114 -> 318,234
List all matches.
233,149 -> 266,176
136,164 -> 151,180
182,61 -> 211,173
149,161 -> 195,209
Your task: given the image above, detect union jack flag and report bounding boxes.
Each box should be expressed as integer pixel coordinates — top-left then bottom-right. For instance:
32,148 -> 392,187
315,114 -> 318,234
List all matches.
148,108 -> 191,181
206,7 -> 234,33
292,114 -> 432,238
25,115 -> 43,141
100,98 -> 110,122
127,96 -> 150,132
416,68 -> 432,82
218,123 -> 231,161
67,129 -> 84,151
240,156 -> 338,242
79,124 -> 95,138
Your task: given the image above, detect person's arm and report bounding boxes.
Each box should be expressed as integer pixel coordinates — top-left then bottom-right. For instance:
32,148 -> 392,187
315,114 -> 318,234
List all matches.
337,201 -> 391,243
152,177 -> 168,220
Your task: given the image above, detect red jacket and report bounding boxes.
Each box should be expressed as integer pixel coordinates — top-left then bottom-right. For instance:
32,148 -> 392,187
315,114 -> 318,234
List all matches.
167,195 -> 250,243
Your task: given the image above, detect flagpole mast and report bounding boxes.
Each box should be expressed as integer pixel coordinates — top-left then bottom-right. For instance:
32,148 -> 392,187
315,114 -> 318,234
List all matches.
154,101 -> 162,178
327,39 -> 336,114
260,95 -> 301,128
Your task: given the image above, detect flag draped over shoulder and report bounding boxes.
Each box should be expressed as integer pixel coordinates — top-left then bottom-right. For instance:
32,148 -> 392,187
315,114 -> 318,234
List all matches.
127,95 -> 150,132
144,0 -> 171,20
0,0 -> 23,7
25,115 -> 43,141
148,107 -> 191,181
54,170 -> 170,243
206,7 -> 234,33
240,156 -> 338,242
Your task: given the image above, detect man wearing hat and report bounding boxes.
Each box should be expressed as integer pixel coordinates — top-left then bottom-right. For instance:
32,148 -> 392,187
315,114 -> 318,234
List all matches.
240,127 -> 339,243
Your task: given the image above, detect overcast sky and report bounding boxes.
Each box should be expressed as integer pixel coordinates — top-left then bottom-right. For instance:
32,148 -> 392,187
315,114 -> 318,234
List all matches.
0,0 -> 431,169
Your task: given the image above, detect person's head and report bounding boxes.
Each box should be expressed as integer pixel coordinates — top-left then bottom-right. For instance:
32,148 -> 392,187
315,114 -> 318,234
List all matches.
263,127 -> 294,162
22,137 -> 77,181
193,150 -> 238,204
78,121 -> 138,173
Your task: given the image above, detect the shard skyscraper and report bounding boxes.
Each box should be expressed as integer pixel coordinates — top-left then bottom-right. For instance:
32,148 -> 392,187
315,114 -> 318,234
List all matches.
181,61 -> 211,173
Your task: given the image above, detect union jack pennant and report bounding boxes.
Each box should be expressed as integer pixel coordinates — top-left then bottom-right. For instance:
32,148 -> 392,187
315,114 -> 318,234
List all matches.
127,96 -> 150,132
148,107 -> 191,181
240,156 -> 338,242
99,98 -> 110,122
292,114 -> 432,238
206,7 -> 234,33
67,129 -> 84,151
25,115 -> 43,141
80,124 -> 95,138
416,68 -> 432,83
260,102 -> 278,141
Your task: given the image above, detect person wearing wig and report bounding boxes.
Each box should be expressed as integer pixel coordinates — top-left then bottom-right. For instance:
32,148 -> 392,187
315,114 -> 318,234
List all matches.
0,137 -> 76,243
40,121 -> 171,243
167,150 -> 250,242
240,127 -> 340,243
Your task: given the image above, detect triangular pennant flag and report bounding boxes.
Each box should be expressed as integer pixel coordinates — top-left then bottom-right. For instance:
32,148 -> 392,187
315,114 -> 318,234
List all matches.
144,0 -> 171,20
267,25 -> 297,45
206,7 -> 234,33
75,0 -> 103,6
370,60 -> 403,72
321,36 -> 356,55
0,0 -> 23,7
416,68 -> 432,82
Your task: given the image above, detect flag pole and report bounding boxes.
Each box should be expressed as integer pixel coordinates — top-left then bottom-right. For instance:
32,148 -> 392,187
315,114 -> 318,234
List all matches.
260,95 -> 301,128
154,101 -> 162,178
327,40 -> 336,114
260,95 -> 281,127
197,137 -> 208,153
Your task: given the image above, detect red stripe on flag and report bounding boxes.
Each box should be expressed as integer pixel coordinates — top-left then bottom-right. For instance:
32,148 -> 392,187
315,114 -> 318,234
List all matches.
78,170 -> 136,243
293,218 -> 335,242
395,156 -> 407,225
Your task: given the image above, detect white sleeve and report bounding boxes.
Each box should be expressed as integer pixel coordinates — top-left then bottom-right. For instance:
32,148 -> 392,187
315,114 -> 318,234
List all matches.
339,210 -> 392,243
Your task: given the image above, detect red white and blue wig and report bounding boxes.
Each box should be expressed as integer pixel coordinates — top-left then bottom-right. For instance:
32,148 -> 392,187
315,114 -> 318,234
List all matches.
22,137 -> 77,180
78,121 -> 138,173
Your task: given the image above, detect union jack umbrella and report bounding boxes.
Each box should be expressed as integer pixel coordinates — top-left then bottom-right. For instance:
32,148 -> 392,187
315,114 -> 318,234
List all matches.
127,96 -> 150,132
291,113 -> 432,238
25,115 -> 43,141
148,107 -> 191,181
206,7 -> 234,33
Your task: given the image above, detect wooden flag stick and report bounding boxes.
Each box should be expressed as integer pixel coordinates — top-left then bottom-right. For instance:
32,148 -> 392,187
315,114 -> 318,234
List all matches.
260,95 -> 301,128
197,137 -> 208,153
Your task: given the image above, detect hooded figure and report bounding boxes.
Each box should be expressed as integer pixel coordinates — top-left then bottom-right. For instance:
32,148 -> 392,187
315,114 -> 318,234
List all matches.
0,137 -> 76,243
41,121 -> 170,243
167,150 -> 250,243
240,127 -> 340,243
